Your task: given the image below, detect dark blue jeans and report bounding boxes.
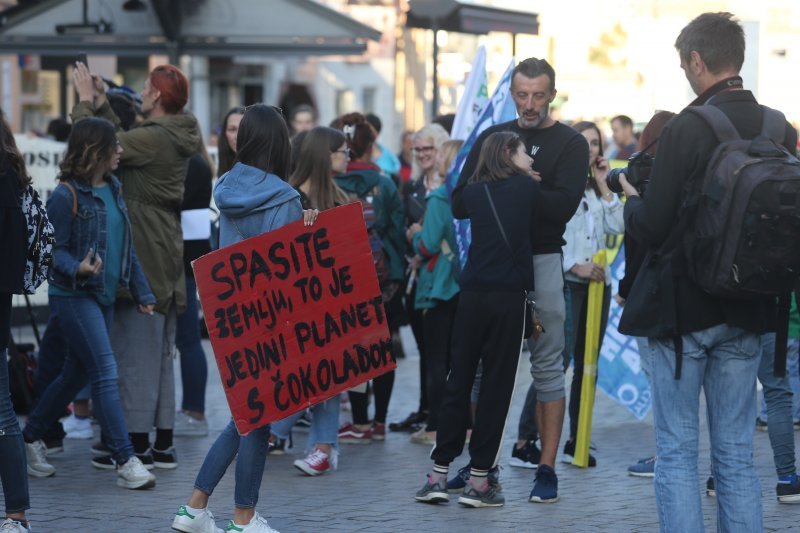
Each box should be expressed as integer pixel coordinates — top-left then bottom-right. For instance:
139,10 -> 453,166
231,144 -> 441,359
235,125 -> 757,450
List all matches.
23,296 -> 134,464
176,275 -> 207,413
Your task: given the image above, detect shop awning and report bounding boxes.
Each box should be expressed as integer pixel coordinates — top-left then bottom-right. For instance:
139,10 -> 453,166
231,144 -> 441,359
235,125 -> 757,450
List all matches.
406,0 -> 538,36
0,0 -> 382,57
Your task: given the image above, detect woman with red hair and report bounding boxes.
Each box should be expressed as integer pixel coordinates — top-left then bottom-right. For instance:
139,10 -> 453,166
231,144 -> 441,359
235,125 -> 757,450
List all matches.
71,62 -> 201,470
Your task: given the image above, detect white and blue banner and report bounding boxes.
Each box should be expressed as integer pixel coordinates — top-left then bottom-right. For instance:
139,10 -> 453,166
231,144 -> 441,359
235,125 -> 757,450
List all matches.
446,59 -> 518,266
597,244 -> 652,419
450,46 -> 488,142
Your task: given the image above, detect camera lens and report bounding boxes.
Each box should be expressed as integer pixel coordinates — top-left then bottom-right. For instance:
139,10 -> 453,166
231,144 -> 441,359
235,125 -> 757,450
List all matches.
606,167 -> 625,194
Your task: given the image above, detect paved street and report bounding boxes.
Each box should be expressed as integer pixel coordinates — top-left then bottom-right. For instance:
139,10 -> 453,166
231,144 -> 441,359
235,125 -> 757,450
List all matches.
8,326 -> 800,532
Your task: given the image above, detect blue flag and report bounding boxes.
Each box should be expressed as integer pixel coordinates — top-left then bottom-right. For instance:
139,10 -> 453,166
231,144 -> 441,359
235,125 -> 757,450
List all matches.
446,60 -> 518,266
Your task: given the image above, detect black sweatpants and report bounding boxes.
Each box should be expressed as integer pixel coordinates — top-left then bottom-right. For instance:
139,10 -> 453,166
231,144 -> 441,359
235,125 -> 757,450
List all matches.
431,290 -> 526,471
405,282 -> 428,413
422,294 -> 459,431
349,369 -> 395,425
566,281 -> 611,440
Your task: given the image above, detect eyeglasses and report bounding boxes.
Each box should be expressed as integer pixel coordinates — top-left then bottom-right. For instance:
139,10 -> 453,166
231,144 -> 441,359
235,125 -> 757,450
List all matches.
413,145 -> 435,154
334,148 -> 351,158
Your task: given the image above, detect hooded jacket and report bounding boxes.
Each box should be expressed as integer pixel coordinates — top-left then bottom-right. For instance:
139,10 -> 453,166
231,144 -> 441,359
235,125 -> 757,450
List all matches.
214,162 -> 303,247
334,162 -> 405,281
72,100 -> 201,314
411,185 -> 460,309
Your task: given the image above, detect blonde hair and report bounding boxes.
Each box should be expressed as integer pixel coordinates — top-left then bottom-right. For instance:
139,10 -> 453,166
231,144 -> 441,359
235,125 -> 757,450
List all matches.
411,123 -> 450,182
439,139 -> 464,178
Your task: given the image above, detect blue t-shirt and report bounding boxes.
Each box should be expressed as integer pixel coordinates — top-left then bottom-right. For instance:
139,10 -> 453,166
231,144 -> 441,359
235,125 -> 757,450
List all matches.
49,184 -> 124,305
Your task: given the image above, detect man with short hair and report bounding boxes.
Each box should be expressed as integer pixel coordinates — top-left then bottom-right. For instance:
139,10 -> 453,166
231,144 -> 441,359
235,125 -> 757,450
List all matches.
618,12 -> 797,531
609,114 -> 636,160
454,58 -> 588,503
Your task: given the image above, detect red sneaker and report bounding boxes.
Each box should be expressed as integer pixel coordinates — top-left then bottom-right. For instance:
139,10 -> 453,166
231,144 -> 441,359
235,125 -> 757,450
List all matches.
294,448 -> 336,476
371,422 -> 386,441
338,423 -> 373,444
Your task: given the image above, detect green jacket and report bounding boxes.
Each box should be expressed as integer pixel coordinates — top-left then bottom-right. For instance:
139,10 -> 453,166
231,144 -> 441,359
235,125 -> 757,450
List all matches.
412,186 -> 460,309
71,100 -> 201,314
334,166 -> 406,281
790,293 -> 799,339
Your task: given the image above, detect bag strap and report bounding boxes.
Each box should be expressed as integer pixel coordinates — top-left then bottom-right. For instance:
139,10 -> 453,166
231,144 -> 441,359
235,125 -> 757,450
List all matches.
686,105 -> 741,143
61,181 -> 78,217
760,106 -> 787,145
483,184 -> 514,259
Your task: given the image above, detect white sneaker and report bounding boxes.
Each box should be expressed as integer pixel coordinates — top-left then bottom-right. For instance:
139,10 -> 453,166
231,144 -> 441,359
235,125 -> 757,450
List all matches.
224,512 -> 279,532
116,456 -> 156,490
25,440 -> 55,478
172,505 -> 223,533
0,518 -> 31,532
62,414 -> 93,439
174,411 -> 209,437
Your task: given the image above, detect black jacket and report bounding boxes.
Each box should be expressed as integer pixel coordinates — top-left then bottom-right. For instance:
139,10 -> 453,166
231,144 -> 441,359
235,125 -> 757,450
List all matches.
456,120 -> 588,255
182,153 -> 212,276
0,159 -> 27,294
621,87 -> 797,336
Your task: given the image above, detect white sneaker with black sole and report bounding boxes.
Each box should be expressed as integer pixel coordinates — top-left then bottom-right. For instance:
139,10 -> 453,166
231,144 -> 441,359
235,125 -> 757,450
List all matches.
92,450 -> 154,470
117,456 -> 156,490
25,440 -> 56,478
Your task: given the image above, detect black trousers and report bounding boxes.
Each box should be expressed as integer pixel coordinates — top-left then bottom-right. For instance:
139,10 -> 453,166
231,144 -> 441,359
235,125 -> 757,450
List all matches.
431,290 -> 526,470
566,281 -> 611,440
422,294 -> 459,431
405,282 -> 427,413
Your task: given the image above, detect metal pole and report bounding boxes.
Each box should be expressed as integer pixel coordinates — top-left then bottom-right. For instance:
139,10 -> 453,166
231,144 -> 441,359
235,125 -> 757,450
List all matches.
512,32 -> 517,59
431,19 -> 439,119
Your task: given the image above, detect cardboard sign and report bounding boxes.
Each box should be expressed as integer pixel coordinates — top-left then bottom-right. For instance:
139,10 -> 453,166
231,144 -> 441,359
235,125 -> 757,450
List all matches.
193,202 -> 395,435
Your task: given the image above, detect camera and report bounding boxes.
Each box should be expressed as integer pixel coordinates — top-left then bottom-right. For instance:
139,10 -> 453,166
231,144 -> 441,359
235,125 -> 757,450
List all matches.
606,151 -> 655,195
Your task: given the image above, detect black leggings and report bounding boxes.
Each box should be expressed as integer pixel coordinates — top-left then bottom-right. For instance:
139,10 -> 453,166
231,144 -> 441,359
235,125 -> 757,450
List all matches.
349,370 -> 395,425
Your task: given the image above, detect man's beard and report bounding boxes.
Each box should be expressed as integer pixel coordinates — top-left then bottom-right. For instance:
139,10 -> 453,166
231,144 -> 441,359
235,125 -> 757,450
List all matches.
518,103 -> 549,129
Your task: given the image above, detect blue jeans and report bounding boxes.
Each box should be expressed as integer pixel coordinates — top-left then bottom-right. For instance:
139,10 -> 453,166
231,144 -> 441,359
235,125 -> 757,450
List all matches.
23,296 -> 134,464
176,275 -> 207,413
194,420 -> 270,508
760,339 -> 800,423
1,348 -> 30,514
646,324 -> 762,533
271,395 -> 341,453
756,333 -> 797,477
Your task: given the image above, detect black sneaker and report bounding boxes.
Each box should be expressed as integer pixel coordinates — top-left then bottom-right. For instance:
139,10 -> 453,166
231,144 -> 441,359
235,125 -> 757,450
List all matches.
446,464 -> 501,493
509,439 -> 540,469
561,439 -> 596,467
457,479 -> 505,508
152,446 -> 177,469
43,438 -> 64,456
91,441 -> 112,456
389,411 -> 428,432
706,476 -> 716,497
267,434 -> 291,455
91,450 -> 154,470
777,475 -> 800,503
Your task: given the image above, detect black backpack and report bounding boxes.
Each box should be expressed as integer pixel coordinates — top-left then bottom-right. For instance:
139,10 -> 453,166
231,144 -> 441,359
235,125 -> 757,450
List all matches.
683,105 -> 800,299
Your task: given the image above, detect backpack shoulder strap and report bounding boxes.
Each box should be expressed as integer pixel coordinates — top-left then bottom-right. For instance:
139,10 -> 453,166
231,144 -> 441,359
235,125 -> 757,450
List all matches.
685,105 -> 741,143
760,106 -> 787,145
60,181 -> 78,217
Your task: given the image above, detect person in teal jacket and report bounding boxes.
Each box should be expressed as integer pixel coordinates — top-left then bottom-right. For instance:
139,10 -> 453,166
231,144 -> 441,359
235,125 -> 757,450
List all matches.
406,139 -> 463,445
331,112 -> 405,444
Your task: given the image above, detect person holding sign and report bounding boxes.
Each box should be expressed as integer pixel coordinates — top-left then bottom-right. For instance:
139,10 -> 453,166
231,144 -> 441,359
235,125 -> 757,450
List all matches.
415,131 -> 539,508
21,118 -> 157,491
560,121 -> 624,466
331,113 -> 405,444
263,126 -> 353,475
173,104 -> 313,533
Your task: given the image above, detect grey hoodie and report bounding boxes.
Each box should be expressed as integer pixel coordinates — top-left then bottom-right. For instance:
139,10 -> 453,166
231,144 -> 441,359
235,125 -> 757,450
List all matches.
214,162 -> 303,248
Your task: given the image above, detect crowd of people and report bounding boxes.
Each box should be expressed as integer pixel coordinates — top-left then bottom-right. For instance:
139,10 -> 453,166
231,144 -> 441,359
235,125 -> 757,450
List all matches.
1,10 -> 800,533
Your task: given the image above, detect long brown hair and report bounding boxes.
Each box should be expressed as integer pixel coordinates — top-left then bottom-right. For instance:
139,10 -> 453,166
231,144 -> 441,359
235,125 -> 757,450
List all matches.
58,118 -> 117,184
573,120 -> 603,197
217,106 -> 245,177
289,126 -> 349,210
469,132 -> 523,184
0,107 -> 31,188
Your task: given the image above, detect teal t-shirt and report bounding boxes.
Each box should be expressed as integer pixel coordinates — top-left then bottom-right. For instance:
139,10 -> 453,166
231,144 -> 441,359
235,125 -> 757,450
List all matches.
48,184 -> 124,305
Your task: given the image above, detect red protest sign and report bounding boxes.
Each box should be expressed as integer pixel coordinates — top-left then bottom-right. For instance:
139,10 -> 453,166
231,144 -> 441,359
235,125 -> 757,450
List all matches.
193,202 -> 395,435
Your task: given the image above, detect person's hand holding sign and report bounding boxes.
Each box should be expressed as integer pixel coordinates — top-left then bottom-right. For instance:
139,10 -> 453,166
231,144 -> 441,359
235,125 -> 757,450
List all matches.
303,209 -> 319,226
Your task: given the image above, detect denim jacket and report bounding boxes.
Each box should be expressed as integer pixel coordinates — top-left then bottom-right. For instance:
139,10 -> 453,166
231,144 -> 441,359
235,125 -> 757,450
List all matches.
46,176 -> 155,305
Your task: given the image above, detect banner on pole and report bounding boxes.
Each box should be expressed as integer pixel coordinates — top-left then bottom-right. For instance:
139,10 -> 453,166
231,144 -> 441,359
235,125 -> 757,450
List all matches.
193,203 -> 395,435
